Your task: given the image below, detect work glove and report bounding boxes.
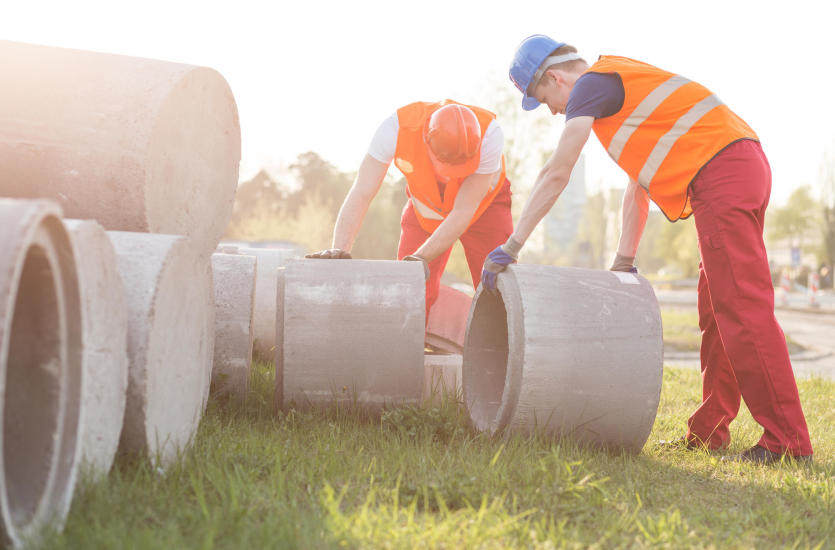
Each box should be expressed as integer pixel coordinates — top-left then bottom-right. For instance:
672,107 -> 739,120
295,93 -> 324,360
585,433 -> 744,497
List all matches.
481,237 -> 522,293
305,248 -> 352,260
610,253 -> 638,274
402,254 -> 430,281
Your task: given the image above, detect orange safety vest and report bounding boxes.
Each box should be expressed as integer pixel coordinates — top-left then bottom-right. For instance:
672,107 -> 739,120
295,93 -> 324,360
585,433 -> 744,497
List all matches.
586,56 -> 758,220
394,100 -> 507,233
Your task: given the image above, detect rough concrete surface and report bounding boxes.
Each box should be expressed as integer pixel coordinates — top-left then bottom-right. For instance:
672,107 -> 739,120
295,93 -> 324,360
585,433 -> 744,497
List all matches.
277,259 -> 425,409
236,248 -> 297,361
0,40 -> 241,257
108,231 -> 214,466
426,285 -> 472,353
422,353 -> 463,403
63,220 -> 129,479
463,265 -> 663,452
210,253 -> 256,400
0,199 -> 82,547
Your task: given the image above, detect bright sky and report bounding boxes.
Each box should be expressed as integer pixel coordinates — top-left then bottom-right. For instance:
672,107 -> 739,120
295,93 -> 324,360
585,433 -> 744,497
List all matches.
4,0 -> 833,204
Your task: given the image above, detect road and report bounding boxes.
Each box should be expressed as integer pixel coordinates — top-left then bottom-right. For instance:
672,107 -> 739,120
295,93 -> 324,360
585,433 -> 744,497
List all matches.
656,289 -> 835,379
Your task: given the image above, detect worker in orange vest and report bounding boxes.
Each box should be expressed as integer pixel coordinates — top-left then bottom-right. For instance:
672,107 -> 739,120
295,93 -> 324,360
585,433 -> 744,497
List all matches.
483,35 -> 812,464
308,100 -> 513,316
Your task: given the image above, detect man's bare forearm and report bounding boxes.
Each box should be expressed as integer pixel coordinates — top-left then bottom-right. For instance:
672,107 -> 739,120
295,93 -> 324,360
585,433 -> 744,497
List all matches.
330,154 -> 389,252
616,179 -> 649,258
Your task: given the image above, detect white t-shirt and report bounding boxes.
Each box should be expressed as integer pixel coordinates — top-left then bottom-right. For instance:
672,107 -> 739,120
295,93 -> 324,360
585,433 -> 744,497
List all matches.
367,113 -> 503,174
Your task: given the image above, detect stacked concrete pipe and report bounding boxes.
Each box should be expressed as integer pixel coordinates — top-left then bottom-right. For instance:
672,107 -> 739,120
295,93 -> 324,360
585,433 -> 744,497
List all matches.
63,220 -> 129,479
463,265 -> 663,452
210,253 -> 257,400
0,200 -> 82,547
277,260 -> 425,409
108,232 -> 214,466
237,248 -> 297,361
0,40 -> 241,258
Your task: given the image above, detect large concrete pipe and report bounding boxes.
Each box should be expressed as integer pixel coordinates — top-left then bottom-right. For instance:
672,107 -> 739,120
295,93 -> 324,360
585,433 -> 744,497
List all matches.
426,284 -> 472,353
237,248 -> 297,361
0,40 -> 241,257
108,232 -> 214,465
63,220 -> 129,478
277,260 -> 425,409
463,265 -> 663,452
210,253 -> 256,400
0,200 -> 82,547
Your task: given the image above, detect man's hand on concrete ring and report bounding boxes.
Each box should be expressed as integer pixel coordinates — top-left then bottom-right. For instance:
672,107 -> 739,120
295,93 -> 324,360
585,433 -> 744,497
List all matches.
481,237 -> 522,293
305,248 -> 352,260
402,254 -> 430,281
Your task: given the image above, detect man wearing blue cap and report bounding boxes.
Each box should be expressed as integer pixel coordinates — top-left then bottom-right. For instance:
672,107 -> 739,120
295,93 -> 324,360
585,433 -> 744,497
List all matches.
481,35 -> 812,464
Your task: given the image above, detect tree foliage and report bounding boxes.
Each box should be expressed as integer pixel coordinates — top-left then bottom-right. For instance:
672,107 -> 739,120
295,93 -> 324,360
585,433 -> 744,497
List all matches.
766,185 -> 819,249
225,152 -> 406,260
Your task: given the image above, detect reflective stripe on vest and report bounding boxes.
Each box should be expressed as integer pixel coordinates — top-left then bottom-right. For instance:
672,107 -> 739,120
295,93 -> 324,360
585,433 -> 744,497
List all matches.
607,75 -> 690,162
410,196 -> 445,220
587,55 -> 758,221
636,94 -> 723,188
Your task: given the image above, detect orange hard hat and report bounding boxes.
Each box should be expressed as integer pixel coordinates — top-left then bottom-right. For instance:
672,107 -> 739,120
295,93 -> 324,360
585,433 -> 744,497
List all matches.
423,104 -> 482,181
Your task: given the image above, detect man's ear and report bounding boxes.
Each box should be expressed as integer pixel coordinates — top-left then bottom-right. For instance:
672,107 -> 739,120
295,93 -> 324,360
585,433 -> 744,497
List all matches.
550,69 -> 566,87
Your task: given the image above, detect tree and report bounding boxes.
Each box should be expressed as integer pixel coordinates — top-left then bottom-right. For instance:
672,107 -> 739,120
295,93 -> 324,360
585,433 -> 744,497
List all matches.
767,185 -> 819,251
226,151 -> 405,259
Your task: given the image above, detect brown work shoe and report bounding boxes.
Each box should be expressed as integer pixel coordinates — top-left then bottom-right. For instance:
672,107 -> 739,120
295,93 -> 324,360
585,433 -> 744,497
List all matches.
721,445 -> 812,465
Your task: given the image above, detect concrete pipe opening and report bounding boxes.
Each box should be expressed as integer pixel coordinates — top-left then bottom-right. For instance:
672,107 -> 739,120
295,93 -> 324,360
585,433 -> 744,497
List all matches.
0,200 -> 83,546
462,292 -> 509,432
3,245 -> 61,529
463,265 -> 663,452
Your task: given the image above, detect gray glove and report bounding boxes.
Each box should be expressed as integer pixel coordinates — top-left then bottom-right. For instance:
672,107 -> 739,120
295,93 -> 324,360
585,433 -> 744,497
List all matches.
402,254 -> 430,281
305,248 -> 352,259
610,253 -> 638,273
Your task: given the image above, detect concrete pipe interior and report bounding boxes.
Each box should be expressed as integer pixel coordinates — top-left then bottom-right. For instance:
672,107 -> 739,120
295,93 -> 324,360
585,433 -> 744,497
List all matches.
463,291 -> 509,432
3,244 -> 61,528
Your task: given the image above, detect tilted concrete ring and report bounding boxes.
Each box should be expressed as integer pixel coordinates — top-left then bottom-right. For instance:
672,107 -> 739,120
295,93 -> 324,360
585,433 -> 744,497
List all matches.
463,265 -> 663,452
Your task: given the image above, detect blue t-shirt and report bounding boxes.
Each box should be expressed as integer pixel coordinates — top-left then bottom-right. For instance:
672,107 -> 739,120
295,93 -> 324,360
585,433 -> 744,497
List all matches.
565,72 -> 624,121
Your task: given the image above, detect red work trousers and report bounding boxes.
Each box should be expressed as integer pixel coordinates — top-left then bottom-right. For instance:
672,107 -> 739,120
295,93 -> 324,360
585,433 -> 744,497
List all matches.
397,178 -> 513,317
685,139 -> 812,456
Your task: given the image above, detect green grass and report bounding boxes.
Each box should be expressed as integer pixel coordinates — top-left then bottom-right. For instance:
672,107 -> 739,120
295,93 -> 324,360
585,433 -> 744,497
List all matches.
38,363 -> 834,549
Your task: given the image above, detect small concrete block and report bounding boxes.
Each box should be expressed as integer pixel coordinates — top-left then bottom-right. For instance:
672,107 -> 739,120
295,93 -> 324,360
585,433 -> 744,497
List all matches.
236,247 -> 296,361
210,253 -> 256,400
422,354 -> 463,403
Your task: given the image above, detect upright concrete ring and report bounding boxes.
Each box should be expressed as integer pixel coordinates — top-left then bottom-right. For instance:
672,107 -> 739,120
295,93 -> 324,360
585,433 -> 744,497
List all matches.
210,253 -> 256,400
236,248 -> 296,361
0,199 -> 82,547
463,265 -> 663,452
277,260 -> 425,409
0,40 -> 241,257
108,232 -> 215,466
64,220 -> 129,478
